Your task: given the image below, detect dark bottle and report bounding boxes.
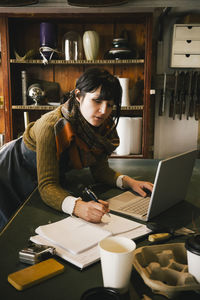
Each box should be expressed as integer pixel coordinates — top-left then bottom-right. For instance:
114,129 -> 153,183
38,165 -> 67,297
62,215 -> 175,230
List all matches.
104,38 -> 135,60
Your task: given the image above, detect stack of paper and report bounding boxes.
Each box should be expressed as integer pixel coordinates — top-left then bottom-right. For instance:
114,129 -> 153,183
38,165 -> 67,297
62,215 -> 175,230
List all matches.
31,214 -> 151,269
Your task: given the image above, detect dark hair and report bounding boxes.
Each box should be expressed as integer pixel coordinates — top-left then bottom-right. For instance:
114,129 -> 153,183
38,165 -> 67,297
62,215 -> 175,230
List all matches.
75,68 -> 122,124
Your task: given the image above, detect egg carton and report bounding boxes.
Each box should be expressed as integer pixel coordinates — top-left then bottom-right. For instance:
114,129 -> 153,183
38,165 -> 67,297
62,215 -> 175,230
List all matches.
133,243 -> 200,298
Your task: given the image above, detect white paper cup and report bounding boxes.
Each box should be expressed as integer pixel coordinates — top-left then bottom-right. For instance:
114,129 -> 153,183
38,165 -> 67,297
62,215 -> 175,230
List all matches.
99,236 -> 136,293
185,235 -> 200,283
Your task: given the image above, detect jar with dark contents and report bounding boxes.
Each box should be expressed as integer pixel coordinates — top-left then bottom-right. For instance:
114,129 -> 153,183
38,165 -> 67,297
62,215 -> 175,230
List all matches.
104,38 -> 135,60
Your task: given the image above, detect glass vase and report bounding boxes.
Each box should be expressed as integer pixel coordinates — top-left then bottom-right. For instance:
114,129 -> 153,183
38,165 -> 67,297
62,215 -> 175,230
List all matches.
62,31 -> 83,61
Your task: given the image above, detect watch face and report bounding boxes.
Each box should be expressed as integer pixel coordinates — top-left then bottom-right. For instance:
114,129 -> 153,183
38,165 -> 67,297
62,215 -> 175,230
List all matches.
67,0 -> 128,7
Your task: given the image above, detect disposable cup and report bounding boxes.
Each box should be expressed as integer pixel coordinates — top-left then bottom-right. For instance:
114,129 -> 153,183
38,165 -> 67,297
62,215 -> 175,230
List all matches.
99,236 -> 136,293
185,234 -> 200,283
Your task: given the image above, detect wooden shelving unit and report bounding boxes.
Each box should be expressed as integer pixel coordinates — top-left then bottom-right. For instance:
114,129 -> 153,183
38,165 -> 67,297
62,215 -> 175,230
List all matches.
0,11 -> 152,158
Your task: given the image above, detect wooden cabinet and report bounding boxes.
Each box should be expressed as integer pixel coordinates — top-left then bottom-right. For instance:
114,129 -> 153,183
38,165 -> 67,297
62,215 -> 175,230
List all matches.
0,61 -> 4,136
0,11 -> 152,157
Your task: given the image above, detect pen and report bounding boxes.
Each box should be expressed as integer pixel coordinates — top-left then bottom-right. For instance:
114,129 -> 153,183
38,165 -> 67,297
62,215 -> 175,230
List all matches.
84,187 -> 111,218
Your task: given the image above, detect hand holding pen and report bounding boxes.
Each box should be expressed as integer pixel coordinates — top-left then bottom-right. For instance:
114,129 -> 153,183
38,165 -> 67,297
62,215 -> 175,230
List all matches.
84,187 -> 111,218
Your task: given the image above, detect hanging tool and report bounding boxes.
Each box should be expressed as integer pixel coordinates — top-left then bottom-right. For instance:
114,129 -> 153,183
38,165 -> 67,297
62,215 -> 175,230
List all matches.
189,71 -> 198,118
169,70 -> 178,119
179,71 -> 186,120
158,72 -> 167,116
186,71 -> 193,120
176,71 -> 183,115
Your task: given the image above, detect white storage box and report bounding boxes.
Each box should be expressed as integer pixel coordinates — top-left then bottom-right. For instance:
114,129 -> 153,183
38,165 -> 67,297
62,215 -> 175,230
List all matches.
173,41 -> 200,54
171,24 -> 200,68
175,25 -> 200,40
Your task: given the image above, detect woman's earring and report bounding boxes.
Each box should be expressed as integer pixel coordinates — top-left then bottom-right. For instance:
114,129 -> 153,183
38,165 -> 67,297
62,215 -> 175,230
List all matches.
75,89 -> 81,102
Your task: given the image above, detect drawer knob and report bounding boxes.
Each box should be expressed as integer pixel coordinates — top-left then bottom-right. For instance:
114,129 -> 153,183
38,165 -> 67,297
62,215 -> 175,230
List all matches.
185,54 -> 190,58
186,40 -> 192,43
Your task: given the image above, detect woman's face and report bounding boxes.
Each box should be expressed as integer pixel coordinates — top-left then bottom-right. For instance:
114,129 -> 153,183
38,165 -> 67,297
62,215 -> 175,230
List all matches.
76,87 -> 114,127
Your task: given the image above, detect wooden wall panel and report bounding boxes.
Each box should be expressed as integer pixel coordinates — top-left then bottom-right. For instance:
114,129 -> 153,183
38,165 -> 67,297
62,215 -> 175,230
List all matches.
55,65 -> 84,94
115,64 -> 144,106
27,65 -> 54,82
0,16 -> 12,141
0,63 -> 3,95
9,20 -> 40,59
0,110 -> 4,133
0,23 -> 4,134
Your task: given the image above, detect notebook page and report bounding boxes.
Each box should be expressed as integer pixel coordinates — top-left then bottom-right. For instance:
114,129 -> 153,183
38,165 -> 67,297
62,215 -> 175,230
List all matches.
31,224 -> 151,269
30,235 -> 100,269
35,217 -> 111,255
97,213 -> 141,235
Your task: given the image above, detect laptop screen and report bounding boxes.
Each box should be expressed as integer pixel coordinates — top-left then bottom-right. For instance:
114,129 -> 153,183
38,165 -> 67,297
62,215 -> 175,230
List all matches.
147,149 -> 197,220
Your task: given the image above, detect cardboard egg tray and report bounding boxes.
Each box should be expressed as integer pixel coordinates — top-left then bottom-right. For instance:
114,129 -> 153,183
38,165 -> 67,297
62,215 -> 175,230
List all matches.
133,243 -> 200,298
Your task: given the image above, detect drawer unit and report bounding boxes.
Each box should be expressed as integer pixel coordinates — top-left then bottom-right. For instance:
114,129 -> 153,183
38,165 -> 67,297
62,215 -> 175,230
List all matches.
171,24 -> 200,67
173,40 -> 200,54
172,54 -> 200,68
175,25 -> 200,40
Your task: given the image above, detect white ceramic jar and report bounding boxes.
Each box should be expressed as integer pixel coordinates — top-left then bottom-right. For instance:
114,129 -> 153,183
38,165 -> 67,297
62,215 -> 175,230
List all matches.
83,30 -> 99,60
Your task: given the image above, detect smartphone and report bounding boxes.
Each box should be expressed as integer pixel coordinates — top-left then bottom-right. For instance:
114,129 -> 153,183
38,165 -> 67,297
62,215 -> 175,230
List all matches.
8,258 -> 64,291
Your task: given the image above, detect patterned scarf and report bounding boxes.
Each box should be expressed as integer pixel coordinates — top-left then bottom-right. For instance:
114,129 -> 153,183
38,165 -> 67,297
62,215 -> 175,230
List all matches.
54,92 -> 119,169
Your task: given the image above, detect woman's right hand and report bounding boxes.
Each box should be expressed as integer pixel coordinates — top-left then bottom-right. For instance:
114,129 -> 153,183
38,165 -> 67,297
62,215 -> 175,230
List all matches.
73,199 -> 109,223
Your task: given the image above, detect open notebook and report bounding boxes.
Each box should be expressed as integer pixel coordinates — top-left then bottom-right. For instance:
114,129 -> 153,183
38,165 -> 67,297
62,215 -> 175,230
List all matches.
31,213 -> 151,269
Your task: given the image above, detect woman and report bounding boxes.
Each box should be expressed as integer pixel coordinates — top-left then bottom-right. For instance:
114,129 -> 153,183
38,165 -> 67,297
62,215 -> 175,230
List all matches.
0,68 -> 153,230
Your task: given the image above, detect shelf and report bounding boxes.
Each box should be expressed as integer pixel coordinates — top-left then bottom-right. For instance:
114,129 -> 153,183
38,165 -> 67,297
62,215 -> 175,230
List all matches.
12,105 -> 144,111
121,105 -> 143,111
12,105 -> 58,110
110,153 -> 143,158
10,59 -> 144,65
0,1 -> 199,15
0,2 -> 155,14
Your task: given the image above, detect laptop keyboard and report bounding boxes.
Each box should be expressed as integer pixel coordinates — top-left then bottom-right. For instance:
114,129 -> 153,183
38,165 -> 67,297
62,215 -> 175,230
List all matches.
119,197 -> 150,216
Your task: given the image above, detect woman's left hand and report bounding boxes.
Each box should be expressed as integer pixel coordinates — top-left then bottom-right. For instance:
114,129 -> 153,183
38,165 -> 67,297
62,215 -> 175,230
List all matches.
122,175 -> 153,197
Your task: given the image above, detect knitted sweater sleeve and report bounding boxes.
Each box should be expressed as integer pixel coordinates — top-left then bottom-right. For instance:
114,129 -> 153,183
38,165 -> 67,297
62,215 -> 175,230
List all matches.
90,155 -> 121,187
32,114 -> 71,211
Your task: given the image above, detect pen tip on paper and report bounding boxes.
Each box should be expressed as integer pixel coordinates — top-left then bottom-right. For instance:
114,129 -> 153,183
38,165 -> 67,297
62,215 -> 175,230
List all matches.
102,214 -> 111,223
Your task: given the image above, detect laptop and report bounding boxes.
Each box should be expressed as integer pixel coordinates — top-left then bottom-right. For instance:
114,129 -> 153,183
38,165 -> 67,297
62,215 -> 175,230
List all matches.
108,149 -> 197,221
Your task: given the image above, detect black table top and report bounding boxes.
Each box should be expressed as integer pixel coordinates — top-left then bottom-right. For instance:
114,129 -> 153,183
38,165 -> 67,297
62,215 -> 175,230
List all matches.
1,159 -> 200,300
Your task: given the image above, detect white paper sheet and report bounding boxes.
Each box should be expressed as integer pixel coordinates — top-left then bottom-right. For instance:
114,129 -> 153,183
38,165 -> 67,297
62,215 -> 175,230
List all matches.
31,223 -> 151,269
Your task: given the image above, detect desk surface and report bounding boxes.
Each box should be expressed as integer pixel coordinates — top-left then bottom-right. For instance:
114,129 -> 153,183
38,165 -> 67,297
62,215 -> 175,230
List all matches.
1,159 -> 200,300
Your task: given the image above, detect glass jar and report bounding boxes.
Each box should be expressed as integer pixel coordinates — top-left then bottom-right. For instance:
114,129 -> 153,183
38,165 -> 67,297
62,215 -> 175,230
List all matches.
104,38 -> 135,60
62,31 -> 83,61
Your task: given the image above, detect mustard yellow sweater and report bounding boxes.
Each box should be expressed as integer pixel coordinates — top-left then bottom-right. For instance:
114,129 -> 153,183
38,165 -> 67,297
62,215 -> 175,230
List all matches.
23,106 -> 120,211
